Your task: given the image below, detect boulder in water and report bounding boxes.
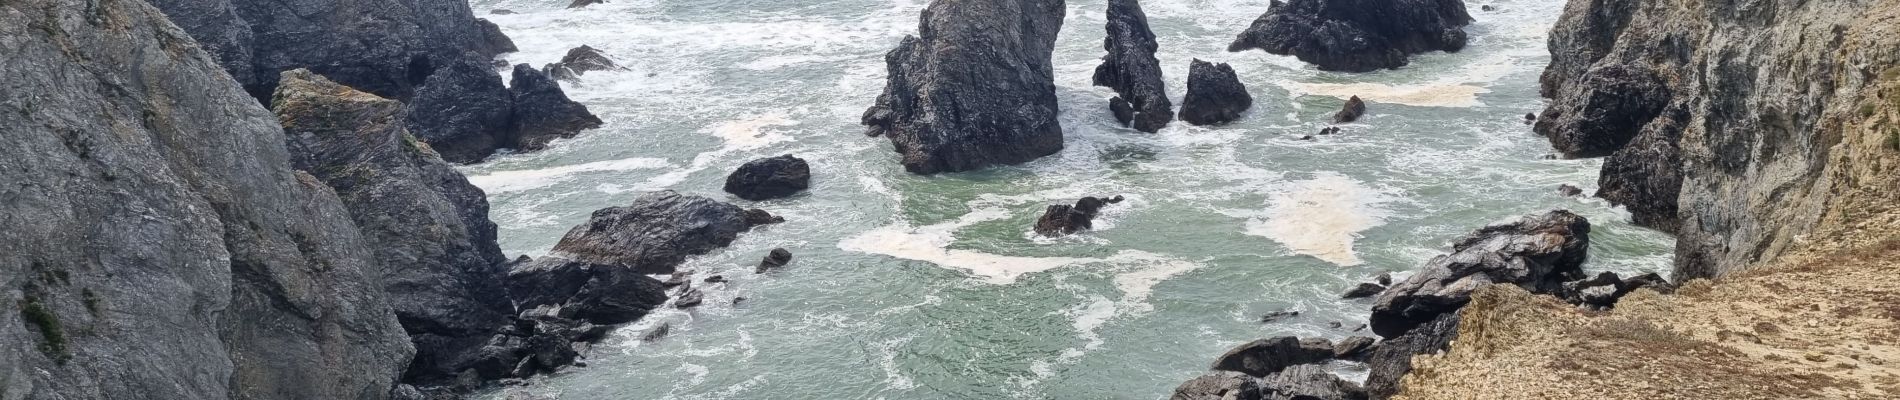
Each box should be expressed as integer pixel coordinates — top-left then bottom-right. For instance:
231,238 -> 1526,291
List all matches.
1178,59 -> 1253,126
549,191 -> 771,274
1341,283 -> 1385,299
861,0 -> 1067,174
1209,336 -> 1335,377
405,59 -> 517,164
1227,0 -> 1474,72
724,155 -> 811,201
1332,96 -> 1366,123
1092,0 -> 1173,132
756,248 -> 794,273
569,0 -> 604,8
1033,196 -> 1123,236
560,45 -> 624,75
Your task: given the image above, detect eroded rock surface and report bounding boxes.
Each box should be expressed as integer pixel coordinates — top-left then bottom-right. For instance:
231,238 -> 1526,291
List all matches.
510,64 -> 605,151
1370,210 -> 1590,338
1228,0 -> 1473,72
1093,0 -> 1172,132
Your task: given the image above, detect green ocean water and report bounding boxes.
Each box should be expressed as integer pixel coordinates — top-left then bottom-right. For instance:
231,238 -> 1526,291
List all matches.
461,0 -> 1671,398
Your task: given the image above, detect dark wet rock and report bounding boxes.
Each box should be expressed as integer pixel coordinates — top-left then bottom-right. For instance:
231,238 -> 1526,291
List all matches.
744,208 -> 787,225
1557,184 -> 1585,197
147,0 -> 517,102
549,191 -> 769,274
705,275 -> 729,283
1317,127 -> 1341,135
545,63 -> 581,81
273,70 -> 520,385
662,271 -> 692,287
860,0 -> 1067,174
1365,312 -> 1459,398
1480,4 -> 1495,11
642,324 -> 671,342
1298,135 -> 1316,141
406,58 -> 517,163
733,297 -> 749,305
1260,364 -> 1369,400
1,3 -> 412,396
1034,196 -> 1122,236
1210,336 -> 1336,377
1109,97 -> 1137,125
756,248 -> 794,273
1537,0 -> 1643,99
1370,210 -> 1590,338
1533,64 -> 1672,158
1227,0 -> 1473,72
675,286 -> 705,309
1523,112 -> 1538,124
1332,96 -> 1367,123
1595,102 -> 1687,233
1178,59 -> 1253,126
1170,371 -> 1264,400
492,9 -> 516,14
509,64 -> 604,150
724,155 -> 812,201
1375,272 -> 1393,286
506,257 -> 668,325
1621,272 -> 1675,295
1093,0 -> 1172,132
1351,323 -> 1367,332
560,45 -> 624,75
1332,336 -> 1376,359
1341,283 -> 1386,299
569,0 -> 604,8
1258,310 -> 1300,323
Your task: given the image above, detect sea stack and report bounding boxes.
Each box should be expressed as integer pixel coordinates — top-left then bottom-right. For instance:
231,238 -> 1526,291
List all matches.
1177,59 -> 1253,126
1093,0 -> 1172,132
1333,95 -> 1367,123
1227,0 -> 1474,72
861,0 -> 1068,174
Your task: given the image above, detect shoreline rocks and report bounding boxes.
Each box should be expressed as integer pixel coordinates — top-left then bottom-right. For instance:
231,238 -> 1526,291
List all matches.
1093,0 -> 1173,132
861,0 -> 1067,174
509,64 -> 606,152
724,155 -> 812,201
1178,59 -> 1253,126
1370,210 -> 1590,338
548,191 -> 778,275
1227,0 -> 1474,72
559,45 -> 624,75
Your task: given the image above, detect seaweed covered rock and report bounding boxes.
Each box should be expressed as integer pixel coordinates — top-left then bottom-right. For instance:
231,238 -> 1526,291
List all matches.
1369,210 -> 1590,338
1178,59 -> 1253,126
861,0 -> 1068,174
724,155 -> 812,201
1227,0 -> 1473,72
1092,0 -> 1172,132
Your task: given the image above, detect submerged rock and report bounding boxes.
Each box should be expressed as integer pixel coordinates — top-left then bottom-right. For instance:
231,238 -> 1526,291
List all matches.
861,0 -> 1067,174
272,69 -> 516,384
1092,0 -> 1172,132
1258,310 -> 1300,323
724,155 -> 812,201
1370,210 -> 1590,338
1227,0 -> 1474,72
1332,96 -> 1367,123
756,248 -> 794,273
560,45 -> 624,75
549,191 -> 772,274
1209,336 -> 1335,377
1178,59 -> 1253,126
1033,196 -> 1124,236
509,64 -> 604,151
1171,371 -> 1264,400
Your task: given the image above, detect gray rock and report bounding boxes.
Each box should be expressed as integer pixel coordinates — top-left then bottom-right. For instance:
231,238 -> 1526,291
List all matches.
1341,283 -> 1386,299
1332,336 -> 1376,359
861,0 -> 1067,174
724,155 -> 812,201
1170,371 -> 1264,400
1364,313 -> 1459,398
545,62 -> 581,81
1533,63 -> 1672,158
1557,184 -> 1585,197
1034,196 -> 1122,237
1332,96 -> 1366,123
1210,337 -> 1335,377
405,58 -> 517,164
506,257 -> 668,325
509,64 -> 604,151
0,2 -> 412,397
1369,210 -> 1589,338
560,45 -> 624,75
1092,0 -> 1172,132
1178,59 -> 1253,126
1227,0 -> 1473,72
1594,102 -> 1686,233
756,248 -> 794,273
550,191 -> 769,274
569,0 -> 604,8
1260,365 -> 1369,400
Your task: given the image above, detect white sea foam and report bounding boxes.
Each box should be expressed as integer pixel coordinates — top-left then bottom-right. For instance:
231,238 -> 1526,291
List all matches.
465,157 -> 672,193
1247,173 -> 1394,266
876,336 -> 917,390
838,209 -> 1094,285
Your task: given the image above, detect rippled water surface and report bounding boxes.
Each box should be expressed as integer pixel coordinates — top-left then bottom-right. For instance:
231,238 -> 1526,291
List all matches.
461,0 -> 1671,398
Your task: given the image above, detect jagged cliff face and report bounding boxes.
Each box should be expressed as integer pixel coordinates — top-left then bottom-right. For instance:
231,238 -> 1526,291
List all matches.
146,0 -> 513,101
1538,0 -> 1900,279
0,0 -> 412,398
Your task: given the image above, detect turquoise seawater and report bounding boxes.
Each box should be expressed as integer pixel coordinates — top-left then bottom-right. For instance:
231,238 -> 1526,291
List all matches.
460,0 -> 1672,398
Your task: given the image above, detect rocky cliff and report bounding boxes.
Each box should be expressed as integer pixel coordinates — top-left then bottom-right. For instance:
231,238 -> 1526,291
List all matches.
1,0 -> 412,398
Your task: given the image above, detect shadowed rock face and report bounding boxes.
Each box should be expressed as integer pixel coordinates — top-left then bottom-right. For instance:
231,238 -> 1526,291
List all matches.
406,59 -> 517,163
1227,0 -> 1473,72
1363,312 -> 1460,398
560,45 -> 624,75
0,1 -> 411,397
1534,63 -> 1672,158
510,64 -> 605,151
549,191 -> 772,274
1093,0 -> 1172,132
1370,210 -> 1590,338
1210,337 -> 1335,377
271,70 -> 516,385
1178,59 -> 1253,125
862,0 -> 1068,174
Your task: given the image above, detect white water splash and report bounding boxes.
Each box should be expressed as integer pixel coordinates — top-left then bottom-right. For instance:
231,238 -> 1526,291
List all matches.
465,157 -> 672,193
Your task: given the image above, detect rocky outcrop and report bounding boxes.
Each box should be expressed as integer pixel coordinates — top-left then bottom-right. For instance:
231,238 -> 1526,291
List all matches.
1332,96 -> 1367,123
1533,64 -> 1671,158
724,155 -> 812,201
1,1 -> 411,397
559,45 -> 624,75
272,70 -> 524,386
1592,101 -> 1686,232
405,59 -> 517,163
1369,210 -> 1590,338
506,257 -> 669,325
1227,0 -> 1473,72
548,191 -> 778,275
1259,365 -> 1368,400
146,0 -> 514,101
1033,196 -> 1124,236
1363,312 -> 1459,398
861,0 -> 1067,174
1209,337 -> 1335,377
1171,371 -> 1264,400
1093,0 -> 1172,132
1179,59 -> 1253,126
510,64 -> 605,151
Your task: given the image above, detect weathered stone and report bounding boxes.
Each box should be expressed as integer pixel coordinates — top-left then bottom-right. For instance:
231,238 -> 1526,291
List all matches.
861,0 -> 1067,174
1228,0 -> 1473,72
1210,336 -> 1335,377
1364,312 -> 1460,398
1332,336 -> 1376,359
1370,210 -> 1590,338
1534,63 -> 1672,158
1557,184 -> 1585,197
1341,283 -> 1386,299
1260,364 -> 1369,400
1332,96 -> 1367,123
756,248 -> 794,273
1034,196 -> 1121,237
1178,59 -> 1253,126
406,58 -> 517,164
560,45 -> 624,75
1093,0 -> 1172,132
549,191 -> 769,274
506,257 -> 668,325
509,64 -> 604,151
1170,371 -> 1264,400
724,155 -> 812,201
